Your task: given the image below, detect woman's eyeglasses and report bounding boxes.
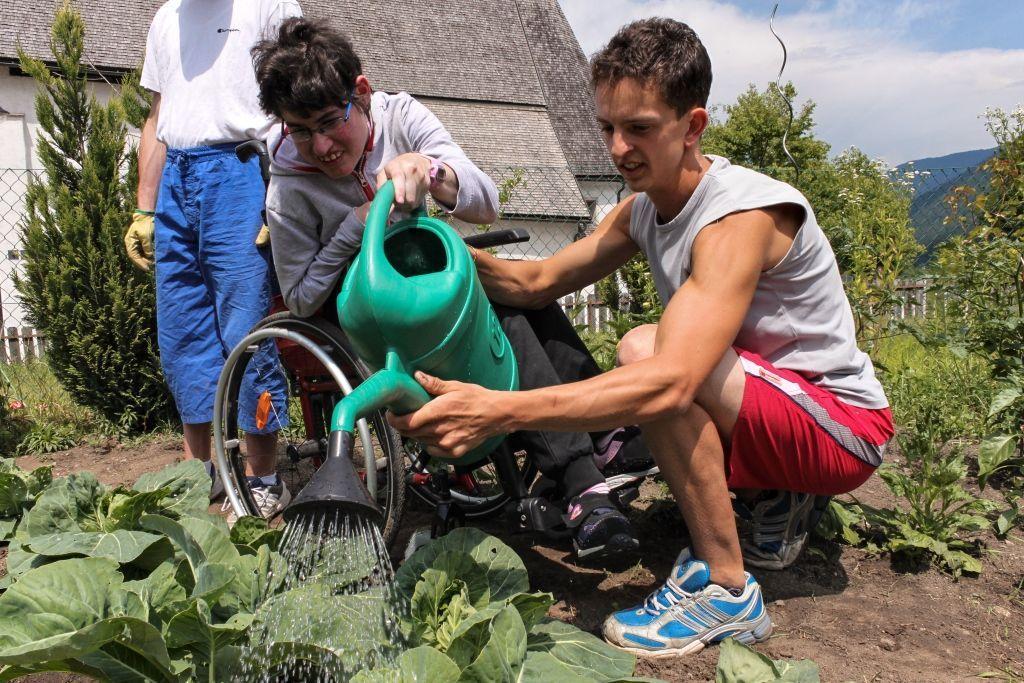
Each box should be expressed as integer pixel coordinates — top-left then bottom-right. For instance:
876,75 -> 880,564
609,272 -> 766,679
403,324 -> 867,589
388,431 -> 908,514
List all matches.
282,100 -> 354,143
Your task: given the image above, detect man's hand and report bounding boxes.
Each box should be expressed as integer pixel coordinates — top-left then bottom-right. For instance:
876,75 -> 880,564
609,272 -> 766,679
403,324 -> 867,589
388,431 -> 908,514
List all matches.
124,211 -> 155,271
376,153 -> 431,210
387,371 -> 506,459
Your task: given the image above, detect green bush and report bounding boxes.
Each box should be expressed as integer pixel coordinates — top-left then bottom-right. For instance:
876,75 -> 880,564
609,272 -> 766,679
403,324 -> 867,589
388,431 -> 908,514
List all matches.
927,107 -> 1024,518
15,3 -> 175,434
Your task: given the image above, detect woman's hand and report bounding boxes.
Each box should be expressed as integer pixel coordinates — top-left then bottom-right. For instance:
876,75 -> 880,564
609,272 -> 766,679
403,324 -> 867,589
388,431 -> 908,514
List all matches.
376,153 -> 432,211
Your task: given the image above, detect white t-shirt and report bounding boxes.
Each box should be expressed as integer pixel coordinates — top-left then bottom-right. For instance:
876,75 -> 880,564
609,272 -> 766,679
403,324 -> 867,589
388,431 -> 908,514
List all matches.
140,0 -> 301,149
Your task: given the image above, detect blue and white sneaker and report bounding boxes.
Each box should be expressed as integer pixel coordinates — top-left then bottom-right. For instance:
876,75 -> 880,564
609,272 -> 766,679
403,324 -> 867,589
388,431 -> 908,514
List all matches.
602,548 -> 772,658
733,491 -> 831,570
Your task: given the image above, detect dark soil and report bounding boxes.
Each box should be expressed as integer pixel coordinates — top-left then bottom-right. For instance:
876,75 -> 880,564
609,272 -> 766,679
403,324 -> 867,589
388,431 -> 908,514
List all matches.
5,441 -> 1024,682
401,474 -> 1024,683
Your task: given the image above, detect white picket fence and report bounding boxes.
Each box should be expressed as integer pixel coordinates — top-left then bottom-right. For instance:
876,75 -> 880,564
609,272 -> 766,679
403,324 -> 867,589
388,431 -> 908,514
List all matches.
2,326 -> 46,363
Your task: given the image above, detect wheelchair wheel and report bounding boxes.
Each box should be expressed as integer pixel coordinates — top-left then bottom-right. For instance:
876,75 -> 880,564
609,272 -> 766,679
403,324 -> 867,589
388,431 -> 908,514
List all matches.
405,441 -> 538,518
213,312 -> 405,549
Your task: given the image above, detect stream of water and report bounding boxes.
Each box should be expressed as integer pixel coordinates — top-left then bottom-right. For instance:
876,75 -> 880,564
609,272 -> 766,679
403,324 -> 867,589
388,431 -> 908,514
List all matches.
238,510 -> 407,682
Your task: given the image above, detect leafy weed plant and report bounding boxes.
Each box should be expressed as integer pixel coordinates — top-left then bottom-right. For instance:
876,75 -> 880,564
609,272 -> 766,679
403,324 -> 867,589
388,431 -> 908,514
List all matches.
823,412 -> 997,577
14,422 -> 78,456
2,359 -> 100,455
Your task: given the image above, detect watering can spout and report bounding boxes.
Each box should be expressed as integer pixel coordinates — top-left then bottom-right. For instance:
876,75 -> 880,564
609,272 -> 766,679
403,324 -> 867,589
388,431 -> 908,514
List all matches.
284,353 -> 426,525
282,430 -> 383,526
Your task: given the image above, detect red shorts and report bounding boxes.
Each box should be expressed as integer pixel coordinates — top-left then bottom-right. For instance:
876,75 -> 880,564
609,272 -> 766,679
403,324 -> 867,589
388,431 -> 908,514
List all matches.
726,349 -> 894,496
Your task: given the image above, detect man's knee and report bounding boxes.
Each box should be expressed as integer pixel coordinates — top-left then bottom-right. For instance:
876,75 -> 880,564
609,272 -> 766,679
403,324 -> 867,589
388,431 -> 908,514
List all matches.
616,324 -> 658,366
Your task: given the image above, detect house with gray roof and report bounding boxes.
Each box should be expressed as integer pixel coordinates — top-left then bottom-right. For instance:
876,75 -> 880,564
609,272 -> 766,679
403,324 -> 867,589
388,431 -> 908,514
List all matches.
0,0 -> 621,338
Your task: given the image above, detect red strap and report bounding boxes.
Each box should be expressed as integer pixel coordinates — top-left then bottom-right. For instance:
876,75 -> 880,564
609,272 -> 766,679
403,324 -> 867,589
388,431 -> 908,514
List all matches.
350,113 -> 377,201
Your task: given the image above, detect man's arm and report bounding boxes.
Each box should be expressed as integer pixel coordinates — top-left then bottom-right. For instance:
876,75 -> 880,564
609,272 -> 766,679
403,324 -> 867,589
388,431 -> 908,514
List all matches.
471,195 -> 640,309
391,207 -> 790,457
136,93 -> 165,211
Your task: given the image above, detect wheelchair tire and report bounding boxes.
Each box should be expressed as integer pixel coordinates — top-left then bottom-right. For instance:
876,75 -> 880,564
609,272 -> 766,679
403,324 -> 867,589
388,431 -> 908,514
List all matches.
213,312 -> 405,550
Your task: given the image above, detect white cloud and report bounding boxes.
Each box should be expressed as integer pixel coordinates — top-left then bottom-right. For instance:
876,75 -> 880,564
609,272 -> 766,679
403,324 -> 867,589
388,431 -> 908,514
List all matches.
559,0 -> 1024,164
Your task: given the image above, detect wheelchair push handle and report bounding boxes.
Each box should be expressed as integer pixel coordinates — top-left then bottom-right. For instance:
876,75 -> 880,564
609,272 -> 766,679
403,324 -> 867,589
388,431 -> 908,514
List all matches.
462,228 -> 530,250
235,140 -> 271,185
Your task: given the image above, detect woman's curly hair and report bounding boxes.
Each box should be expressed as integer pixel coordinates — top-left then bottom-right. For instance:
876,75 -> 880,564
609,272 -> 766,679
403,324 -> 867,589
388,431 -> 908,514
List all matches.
252,17 -> 362,117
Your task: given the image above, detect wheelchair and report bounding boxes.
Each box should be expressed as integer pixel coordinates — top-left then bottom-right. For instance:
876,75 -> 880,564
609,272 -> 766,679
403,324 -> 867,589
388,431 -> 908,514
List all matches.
214,141 -> 654,551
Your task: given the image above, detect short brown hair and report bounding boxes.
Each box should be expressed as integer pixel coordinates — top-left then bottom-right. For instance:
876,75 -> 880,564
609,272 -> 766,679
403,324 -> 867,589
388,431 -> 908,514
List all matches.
590,18 -> 712,117
252,18 -> 362,118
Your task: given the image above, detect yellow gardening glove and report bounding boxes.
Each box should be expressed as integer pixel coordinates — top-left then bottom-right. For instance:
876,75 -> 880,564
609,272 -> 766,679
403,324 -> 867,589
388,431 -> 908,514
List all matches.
255,224 -> 271,247
124,210 -> 155,271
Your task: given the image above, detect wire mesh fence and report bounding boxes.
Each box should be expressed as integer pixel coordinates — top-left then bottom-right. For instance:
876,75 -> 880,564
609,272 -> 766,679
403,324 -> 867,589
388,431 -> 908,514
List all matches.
894,164 -> 990,263
0,168 -> 75,419
1,169 -> 42,361
0,161 -> 989,409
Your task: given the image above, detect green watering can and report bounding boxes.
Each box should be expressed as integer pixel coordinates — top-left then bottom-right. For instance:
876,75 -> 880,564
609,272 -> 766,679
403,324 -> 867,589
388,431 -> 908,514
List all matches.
285,181 -> 518,523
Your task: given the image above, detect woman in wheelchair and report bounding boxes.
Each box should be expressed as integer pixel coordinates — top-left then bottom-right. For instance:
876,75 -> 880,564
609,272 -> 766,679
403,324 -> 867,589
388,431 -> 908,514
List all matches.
248,18 -> 651,564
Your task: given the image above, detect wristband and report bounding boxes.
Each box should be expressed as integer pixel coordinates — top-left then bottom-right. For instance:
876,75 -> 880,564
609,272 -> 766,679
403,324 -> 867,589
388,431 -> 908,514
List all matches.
134,208 -> 155,216
422,155 -> 447,188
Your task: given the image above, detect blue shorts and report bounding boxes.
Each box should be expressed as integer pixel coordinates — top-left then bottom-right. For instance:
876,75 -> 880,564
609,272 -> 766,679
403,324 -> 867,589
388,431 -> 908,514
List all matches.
155,144 -> 288,433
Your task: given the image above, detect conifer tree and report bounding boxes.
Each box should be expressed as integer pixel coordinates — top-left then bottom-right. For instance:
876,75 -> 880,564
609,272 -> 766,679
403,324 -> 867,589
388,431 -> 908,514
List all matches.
16,2 -> 175,433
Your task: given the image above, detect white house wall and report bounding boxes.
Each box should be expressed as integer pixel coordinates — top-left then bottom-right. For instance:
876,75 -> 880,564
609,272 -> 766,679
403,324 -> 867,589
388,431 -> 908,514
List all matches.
578,179 -> 627,225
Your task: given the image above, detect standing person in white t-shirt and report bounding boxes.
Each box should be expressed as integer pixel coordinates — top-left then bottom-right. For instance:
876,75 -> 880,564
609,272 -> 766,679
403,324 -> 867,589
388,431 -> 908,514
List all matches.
124,0 -> 302,519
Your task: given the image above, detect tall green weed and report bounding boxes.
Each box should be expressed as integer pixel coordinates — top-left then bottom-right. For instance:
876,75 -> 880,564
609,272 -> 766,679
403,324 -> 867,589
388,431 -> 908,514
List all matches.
819,410 -> 997,578
872,334 -> 996,440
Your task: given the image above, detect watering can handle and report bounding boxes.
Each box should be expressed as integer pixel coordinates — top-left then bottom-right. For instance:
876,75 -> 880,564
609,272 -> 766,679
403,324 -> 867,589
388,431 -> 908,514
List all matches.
363,180 -> 401,291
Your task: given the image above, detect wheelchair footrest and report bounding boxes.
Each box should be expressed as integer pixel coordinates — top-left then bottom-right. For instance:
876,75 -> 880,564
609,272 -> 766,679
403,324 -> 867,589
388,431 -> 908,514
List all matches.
505,496 -> 572,539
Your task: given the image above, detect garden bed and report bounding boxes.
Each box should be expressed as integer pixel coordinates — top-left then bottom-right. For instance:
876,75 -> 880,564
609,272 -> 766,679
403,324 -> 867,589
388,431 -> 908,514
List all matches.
5,442 -> 1023,682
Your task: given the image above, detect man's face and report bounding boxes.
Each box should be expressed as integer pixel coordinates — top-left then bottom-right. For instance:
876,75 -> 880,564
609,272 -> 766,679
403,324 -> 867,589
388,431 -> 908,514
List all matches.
281,99 -> 371,180
595,78 -> 696,194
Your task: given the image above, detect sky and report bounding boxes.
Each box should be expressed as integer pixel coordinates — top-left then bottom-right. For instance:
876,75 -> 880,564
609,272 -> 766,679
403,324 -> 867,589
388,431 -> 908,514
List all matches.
558,0 -> 1024,166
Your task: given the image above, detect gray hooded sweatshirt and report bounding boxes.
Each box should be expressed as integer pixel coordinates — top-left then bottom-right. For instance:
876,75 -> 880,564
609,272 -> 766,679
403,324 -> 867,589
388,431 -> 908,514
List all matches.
265,91 -> 499,317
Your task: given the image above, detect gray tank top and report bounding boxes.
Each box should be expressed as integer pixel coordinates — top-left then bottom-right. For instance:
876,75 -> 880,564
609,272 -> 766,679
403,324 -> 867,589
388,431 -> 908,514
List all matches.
629,155 -> 888,409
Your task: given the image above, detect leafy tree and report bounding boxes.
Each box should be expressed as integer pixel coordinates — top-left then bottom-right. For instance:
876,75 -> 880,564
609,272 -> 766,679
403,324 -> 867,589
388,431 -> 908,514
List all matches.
703,82 -> 830,178
819,149 -> 920,338
15,3 -> 174,433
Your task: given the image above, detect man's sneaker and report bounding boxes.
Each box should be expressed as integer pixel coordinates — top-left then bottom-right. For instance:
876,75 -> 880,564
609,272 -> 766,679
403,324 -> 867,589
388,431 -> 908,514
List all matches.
603,548 -> 772,658
224,478 -> 291,525
567,491 -> 639,566
733,491 -> 831,570
594,427 -> 659,491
